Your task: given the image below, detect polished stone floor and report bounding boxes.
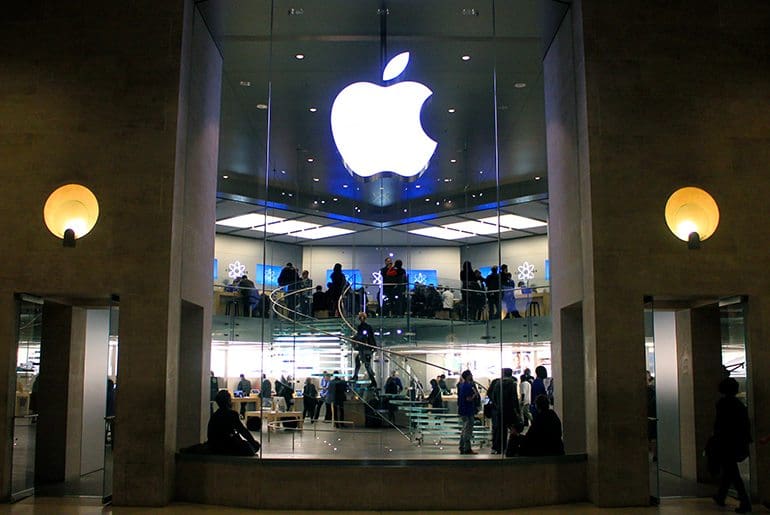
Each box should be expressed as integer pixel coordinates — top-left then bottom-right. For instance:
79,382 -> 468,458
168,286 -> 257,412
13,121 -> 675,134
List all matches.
1,497 -> 768,514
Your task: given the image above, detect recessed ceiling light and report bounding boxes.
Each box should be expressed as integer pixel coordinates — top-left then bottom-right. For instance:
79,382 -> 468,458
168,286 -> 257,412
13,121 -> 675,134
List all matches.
415,184 -> 421,189
450,159 -> 457,163
321,200 -> 326,204
313,177 -> 320,182
443,177 -> 452,182
256,103 -> 268,110
222,175 -> 229,179
403,209 -> 408,213
281,170 -> 286,174
409,227 -> 474,240
534,176 -> 542,181
342,184 -> 349,188
425,198 -> 431,202
514,82 -> 527,88
239,81 -> 251,87
481,214 -> 548,230
313,200 -> 318,204
448,108 -> 456,113
436,201 -> 440,205
307,158 -> 314,163
295,53 -> 305,60
479,170 -> 484,174
461,55 -> 471,61
446,220 -> 498,235
309,107 -> 317,112
333,197 -> 338,201
264,220 -> 318,234
216,213 -> 284,229
294,226 -> 353,240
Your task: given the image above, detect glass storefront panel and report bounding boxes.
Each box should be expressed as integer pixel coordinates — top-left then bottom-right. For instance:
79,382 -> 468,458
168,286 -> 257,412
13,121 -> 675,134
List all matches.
204,0 -> 550,460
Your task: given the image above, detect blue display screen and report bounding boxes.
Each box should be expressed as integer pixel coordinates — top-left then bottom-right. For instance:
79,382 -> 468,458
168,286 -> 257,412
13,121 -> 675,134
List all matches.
325,269 -> 363,288
478,266 -> 493,278
544,259 -> 550,281
213,258 -> 218,280
410,269 -> 438,288
255,264 -> 283,288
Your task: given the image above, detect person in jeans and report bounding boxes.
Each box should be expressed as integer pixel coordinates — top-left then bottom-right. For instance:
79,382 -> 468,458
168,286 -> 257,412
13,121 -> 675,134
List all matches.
457,369 -> 479,455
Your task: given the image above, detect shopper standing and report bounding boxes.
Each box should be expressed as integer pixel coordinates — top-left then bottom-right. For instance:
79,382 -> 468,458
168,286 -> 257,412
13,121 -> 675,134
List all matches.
457,369 -> 479,455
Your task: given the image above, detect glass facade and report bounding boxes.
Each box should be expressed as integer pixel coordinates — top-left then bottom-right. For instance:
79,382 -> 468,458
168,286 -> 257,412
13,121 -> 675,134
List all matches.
202,1 -> 553,459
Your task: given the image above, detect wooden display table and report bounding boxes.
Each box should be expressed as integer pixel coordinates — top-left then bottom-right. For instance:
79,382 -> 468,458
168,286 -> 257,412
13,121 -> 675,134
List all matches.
245,410 -> 303,432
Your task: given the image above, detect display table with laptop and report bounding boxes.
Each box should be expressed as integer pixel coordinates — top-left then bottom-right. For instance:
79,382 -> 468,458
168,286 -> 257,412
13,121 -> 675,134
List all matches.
245,409 -> 303,432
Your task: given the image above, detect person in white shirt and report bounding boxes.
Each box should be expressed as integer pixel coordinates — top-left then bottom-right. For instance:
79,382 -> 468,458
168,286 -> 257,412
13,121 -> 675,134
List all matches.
520,377 -> 533,426
441,287 -> 455,311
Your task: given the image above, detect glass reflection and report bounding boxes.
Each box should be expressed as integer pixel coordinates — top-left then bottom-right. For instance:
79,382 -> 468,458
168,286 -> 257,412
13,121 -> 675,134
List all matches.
207,0 -> 552,460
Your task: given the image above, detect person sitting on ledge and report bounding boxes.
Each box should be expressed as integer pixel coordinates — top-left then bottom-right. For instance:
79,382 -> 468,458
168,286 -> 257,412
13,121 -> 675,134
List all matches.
515,394 -> 564,457
207,390 -> 260,456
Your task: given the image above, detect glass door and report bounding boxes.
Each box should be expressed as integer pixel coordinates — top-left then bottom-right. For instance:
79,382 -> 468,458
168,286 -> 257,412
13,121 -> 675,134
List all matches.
644,299 -> 659,504
719,297 -> 751,502
102,301 -> 119,503
11,295 -> 43,501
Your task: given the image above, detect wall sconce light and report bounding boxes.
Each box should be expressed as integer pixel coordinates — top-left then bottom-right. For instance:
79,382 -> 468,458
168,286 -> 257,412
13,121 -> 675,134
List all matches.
664,186 -> 719,250
43,184 -> 99,247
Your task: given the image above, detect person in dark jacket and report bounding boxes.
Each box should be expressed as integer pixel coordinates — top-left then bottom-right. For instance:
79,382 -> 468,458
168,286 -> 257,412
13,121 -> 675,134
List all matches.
426,378 -> 443,409
485,266 -> 501,318
207,390 -> 259,456
351,312 -> 377,387
277,263 -> 300,313
711,377 -> 752,513
328,263 -> 347,316
516,394 -> 564,457
488,368 -> 522,455
327,372 -> 347,428
302,377 -> 318,422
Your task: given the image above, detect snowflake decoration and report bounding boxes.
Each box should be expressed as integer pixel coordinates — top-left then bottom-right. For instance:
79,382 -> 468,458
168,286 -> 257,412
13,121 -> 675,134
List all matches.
413,272 -> 428,285
372,271 -> 383,286
517,261 -> 535,281
228,260 -> 247,279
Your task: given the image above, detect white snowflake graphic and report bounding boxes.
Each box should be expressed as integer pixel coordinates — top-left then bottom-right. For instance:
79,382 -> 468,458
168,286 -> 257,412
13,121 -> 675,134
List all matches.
228,260 -> 247,279
413,272 -> 428,285
517,261 -> 535,281
372,271 -> 383,286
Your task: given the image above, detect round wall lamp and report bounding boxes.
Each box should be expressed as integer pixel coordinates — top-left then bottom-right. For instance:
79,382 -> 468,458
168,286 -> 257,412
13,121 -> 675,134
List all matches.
43,184 -> 99,247
664,186 -> 719,249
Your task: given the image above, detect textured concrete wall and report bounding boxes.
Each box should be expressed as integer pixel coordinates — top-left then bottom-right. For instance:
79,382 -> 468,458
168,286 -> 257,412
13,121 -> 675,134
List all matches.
546,0 -> 770,506
0,1 -> 219,505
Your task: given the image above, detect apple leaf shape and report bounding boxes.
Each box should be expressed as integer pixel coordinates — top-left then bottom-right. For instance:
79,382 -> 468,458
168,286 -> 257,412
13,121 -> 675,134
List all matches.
382,52 -> 409,81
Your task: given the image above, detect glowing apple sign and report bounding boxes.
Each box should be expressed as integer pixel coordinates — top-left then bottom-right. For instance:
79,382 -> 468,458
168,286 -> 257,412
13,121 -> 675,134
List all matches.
330,52 -> 437,180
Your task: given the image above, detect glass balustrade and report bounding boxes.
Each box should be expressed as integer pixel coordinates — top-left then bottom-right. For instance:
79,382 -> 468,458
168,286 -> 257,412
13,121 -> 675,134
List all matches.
210,277 -> 552,459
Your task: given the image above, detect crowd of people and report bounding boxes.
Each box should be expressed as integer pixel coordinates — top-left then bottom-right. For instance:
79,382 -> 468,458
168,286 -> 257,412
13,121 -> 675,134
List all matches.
218,258 -> 543,321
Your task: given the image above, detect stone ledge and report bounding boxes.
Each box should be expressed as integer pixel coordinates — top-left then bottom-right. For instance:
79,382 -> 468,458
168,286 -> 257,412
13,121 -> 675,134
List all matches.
175,453 -> 587,510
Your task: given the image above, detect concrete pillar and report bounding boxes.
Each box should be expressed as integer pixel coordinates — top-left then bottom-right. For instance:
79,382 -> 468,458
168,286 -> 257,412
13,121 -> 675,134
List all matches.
34,303 -> 86,484
0,294 -> 17,500
676,304 -> 722,484
746,299 -> 770,503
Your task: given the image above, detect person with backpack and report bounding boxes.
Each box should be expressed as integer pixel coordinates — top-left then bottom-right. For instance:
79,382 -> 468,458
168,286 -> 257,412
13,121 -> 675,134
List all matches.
487,368 -> 523,455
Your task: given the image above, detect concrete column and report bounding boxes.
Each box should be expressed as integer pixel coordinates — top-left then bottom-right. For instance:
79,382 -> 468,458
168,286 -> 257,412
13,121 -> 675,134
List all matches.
746,298 -> 770,503
676,304 -> 722,484
0,294 -> 17,499
34,303 -> 85,484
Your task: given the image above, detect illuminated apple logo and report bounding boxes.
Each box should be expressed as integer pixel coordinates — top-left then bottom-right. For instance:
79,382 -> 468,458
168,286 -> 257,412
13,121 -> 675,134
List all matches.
331,52 -> 437,180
